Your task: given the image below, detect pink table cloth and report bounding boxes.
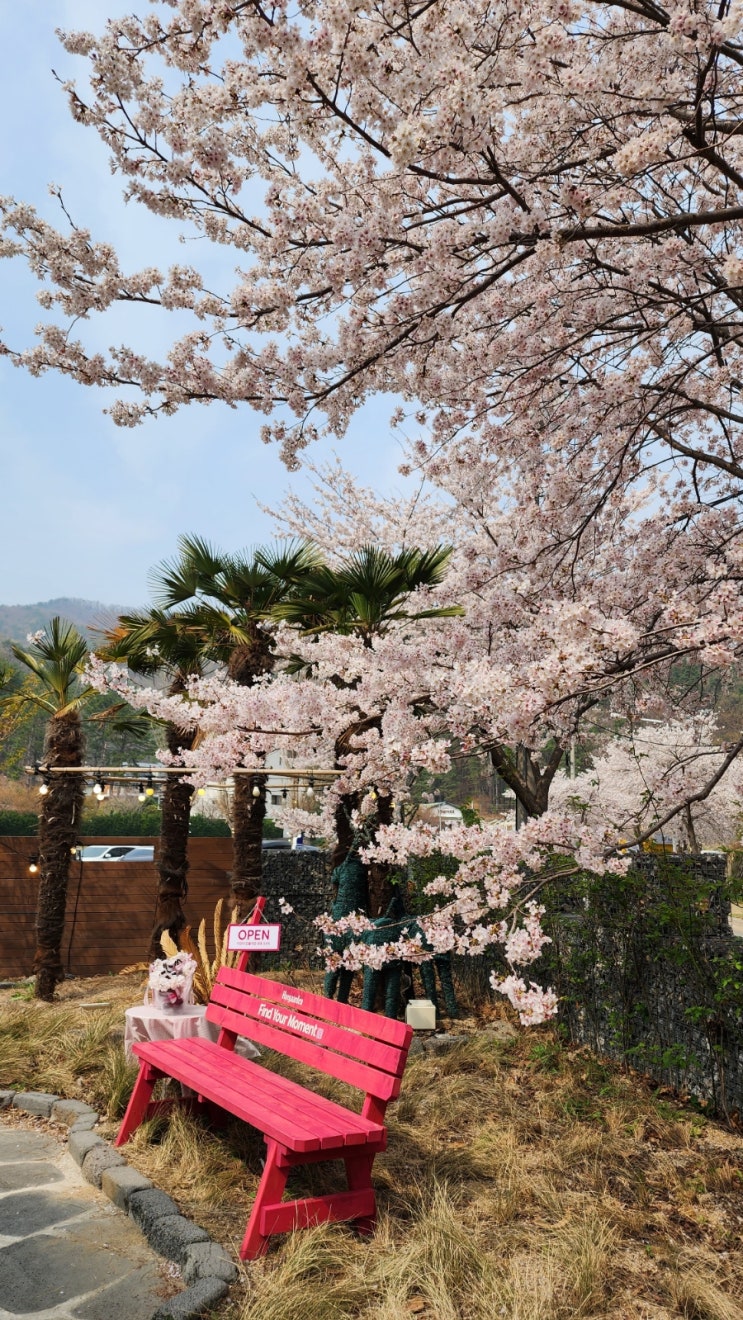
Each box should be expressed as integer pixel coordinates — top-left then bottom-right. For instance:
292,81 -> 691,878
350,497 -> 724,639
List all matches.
124,1003 -> 259,1061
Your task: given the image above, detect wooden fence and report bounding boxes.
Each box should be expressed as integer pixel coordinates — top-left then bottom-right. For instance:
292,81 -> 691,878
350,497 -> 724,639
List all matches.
0,837 -> 233,980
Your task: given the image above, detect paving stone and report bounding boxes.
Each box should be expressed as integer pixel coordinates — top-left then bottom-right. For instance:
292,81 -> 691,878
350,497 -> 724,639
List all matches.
69,1129 -> 105,1166
182,1241 -> 237,1285
11,1090 -> 59,1116
101,1165 -> 153,1211
71,1261 -> 174,1320
0,1160 -> 64,1191
151,1276 -> 229,1319
0,1231 -> 132,1312
53,1099 -> 99,1127
0,1189 -> 86,1237
0,1090 -> 14,1109
81,1144 -> 126,1188
0,1129 -> 59,1160
128,1188 -> 181,1234
146,1214 -> 210,1265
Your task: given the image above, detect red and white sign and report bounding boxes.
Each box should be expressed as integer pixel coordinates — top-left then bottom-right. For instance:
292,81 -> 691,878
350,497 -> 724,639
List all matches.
227,923 -> 282,952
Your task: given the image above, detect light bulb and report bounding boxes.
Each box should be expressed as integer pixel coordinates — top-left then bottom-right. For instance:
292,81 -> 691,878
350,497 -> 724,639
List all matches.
38,781 -> 49,796
197,787 -> 205,797
138,788 -> 146,802
252,782 -> 261,799
305,785 -> 315,799
28,859 -> 38,874
92,779 -> 102,796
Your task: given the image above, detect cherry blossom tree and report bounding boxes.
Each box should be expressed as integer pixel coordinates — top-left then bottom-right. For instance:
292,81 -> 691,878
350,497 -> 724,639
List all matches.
1,0 -> 743,515
268,459 -> 743,822
7,0 -> 743,1016
549,714 -> 743,851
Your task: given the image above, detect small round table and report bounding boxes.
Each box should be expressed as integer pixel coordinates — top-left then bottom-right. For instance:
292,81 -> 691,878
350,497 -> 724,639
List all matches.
124,1004 -> 259,1061
124,1004 -> 212,1060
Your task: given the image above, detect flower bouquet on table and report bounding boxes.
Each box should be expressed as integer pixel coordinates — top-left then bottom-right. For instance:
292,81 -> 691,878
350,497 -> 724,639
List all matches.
145,952 -> 198,1012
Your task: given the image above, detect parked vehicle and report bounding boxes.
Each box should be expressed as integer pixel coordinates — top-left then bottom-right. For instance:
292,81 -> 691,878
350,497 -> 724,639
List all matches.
80,845 -> 154,862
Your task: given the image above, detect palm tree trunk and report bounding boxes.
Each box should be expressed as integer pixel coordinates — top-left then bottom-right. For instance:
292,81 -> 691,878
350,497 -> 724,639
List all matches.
230,772 -> 265,917
34,712 -> 85,1000
149,722 -> 194,959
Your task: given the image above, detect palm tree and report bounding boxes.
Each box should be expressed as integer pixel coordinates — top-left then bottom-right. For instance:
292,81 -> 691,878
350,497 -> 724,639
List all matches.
277,545 -> 462,915
99,608 -> 209,957
151,536 -> 324,914
0,619 -> 145,1000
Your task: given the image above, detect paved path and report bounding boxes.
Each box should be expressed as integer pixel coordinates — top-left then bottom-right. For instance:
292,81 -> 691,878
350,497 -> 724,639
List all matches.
0,1124 -> 175,1320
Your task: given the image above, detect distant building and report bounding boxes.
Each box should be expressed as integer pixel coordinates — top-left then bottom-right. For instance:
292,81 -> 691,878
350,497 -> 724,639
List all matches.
428,802 -> 464,830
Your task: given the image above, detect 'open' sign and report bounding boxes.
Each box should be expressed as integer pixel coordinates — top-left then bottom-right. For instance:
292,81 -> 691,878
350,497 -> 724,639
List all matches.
227,923 -> 282,951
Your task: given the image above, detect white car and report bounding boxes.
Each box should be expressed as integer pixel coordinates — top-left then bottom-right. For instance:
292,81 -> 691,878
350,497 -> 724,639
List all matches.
80,845 -> 154,862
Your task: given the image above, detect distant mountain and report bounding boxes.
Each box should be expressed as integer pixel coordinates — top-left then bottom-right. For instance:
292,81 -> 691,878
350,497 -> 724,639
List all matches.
0,598 -> 128,645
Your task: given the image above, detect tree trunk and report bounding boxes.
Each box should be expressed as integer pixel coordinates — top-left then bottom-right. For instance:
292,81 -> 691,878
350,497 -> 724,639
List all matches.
685,804 -> 699,854
230,772 -> 265,917
149,721 -> 194,959
490,741 -> 565,826
34,712 -> 85,1000
227,644 -> 271,916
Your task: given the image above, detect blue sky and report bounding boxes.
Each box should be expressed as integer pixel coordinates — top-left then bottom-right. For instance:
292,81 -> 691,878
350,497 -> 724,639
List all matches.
0,2 -> 409,607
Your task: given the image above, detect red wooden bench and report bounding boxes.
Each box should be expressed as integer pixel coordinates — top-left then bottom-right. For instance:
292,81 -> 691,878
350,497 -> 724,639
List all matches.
116,952 -> 413,1258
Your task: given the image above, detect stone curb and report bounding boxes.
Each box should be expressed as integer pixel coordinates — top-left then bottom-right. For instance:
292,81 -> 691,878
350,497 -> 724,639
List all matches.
5,1090 -> 234,1318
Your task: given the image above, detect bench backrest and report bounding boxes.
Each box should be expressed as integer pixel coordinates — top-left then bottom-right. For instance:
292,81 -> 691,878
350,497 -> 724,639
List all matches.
207,967 -> 413,1106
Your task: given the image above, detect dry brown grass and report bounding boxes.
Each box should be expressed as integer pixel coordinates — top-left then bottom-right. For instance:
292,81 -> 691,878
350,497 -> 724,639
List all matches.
2,973 -> 743,1319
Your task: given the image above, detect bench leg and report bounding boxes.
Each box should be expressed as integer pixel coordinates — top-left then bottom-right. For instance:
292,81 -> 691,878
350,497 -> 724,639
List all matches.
240,1140 -> 289,1260
344,1152 -> 376,1236
115,1062 -> 160,1147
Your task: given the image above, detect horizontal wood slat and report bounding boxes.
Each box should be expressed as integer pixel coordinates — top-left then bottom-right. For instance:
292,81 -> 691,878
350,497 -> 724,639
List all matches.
209,978 -> 406,1076
207,1000 -> 401,1102
259,1188 -> 375,1236
133,1036 -> 384,1152
0,835 -> 232,978
216,966 -> 411,1046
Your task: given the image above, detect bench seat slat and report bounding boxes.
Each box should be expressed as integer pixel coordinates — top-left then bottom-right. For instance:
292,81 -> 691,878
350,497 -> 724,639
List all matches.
216,967 -> 411,1047
207,1000 -> 402,1101
162,1038 -> 380,1145
132,1037 -> 385,1152
208,980 -> 407,1077
134,1039 -> 324,1150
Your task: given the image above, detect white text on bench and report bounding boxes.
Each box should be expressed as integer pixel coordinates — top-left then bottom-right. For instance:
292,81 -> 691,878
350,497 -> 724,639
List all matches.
258,1002 -> 325,1040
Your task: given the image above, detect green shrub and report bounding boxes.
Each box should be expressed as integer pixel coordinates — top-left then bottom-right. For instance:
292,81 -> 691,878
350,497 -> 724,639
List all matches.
189,816 -> 230,836
0,809 -> 38,835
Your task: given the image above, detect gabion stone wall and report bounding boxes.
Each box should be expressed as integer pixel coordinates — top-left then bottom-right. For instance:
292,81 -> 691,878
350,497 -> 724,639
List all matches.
259,851 -> 334,969
545,854 -> 743,1119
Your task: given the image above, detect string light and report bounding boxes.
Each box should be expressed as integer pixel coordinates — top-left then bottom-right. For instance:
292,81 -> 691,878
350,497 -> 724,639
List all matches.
197,787 -> 206,797
251,777 -> 261,799
305,775 -> 315,800
92,775 -> 103,796
137,783 -> 146,802
38,779 -> 49,796
145,773 -> 155,797
28,856 -> 38,875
